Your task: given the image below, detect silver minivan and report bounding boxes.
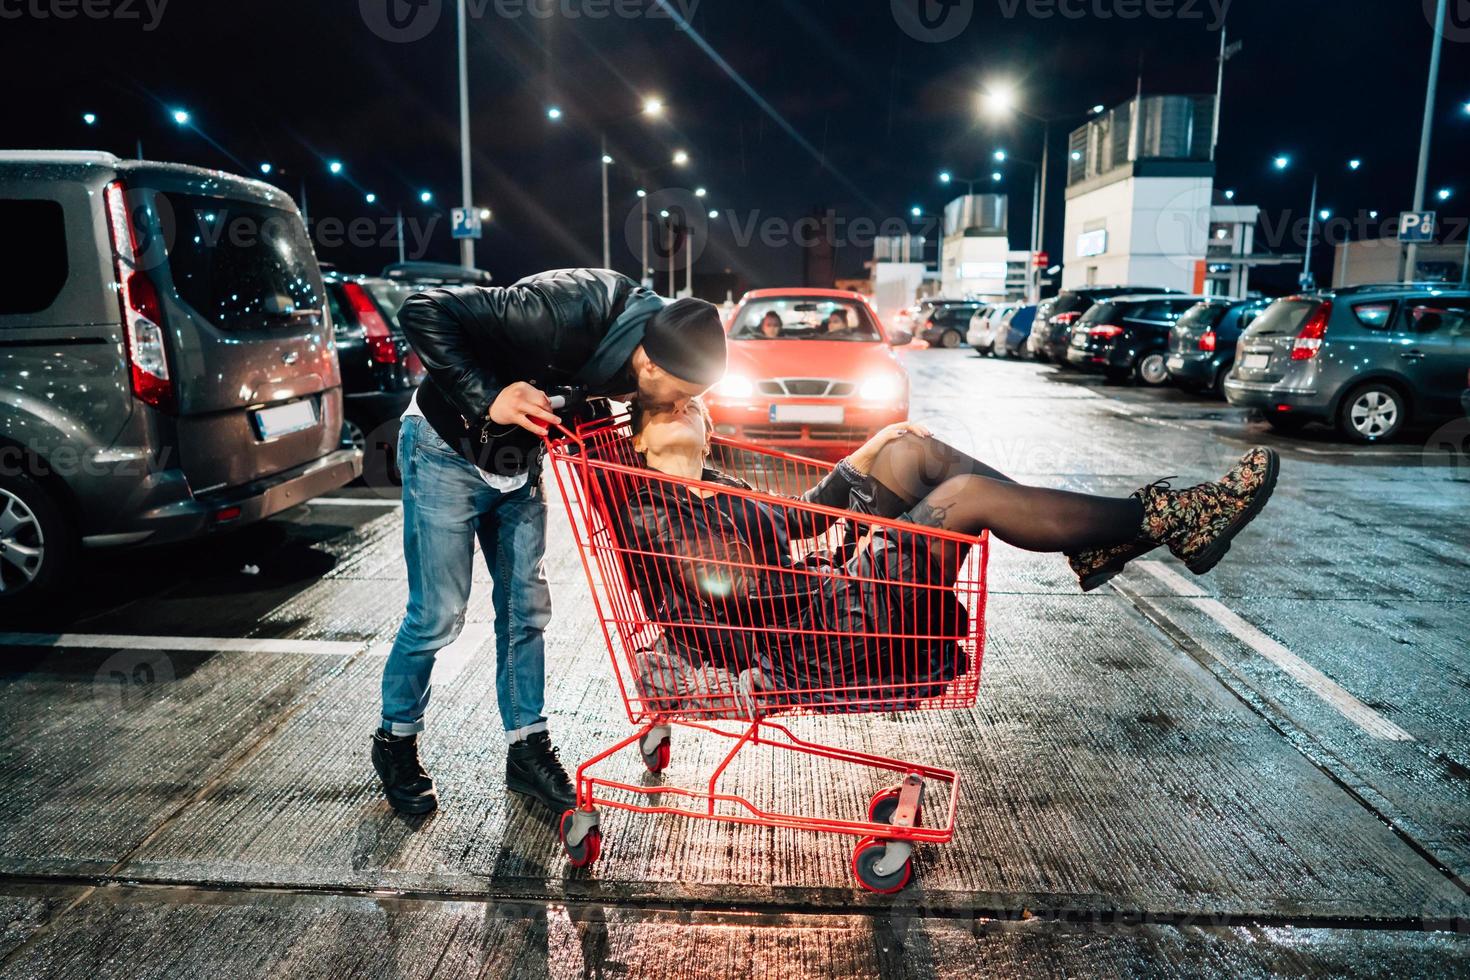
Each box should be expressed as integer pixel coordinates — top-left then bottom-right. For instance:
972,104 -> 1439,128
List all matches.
0,151 -> 361,605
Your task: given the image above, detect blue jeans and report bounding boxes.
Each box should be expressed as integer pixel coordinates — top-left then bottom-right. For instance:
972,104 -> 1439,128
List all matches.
381,415 -> 552,739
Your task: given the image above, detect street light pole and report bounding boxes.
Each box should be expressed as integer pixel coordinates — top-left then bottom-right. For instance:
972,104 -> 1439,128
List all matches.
601,134 -> 612,270
1303,173 -> 1319,287
456,0 -> 475,270
397,208 -> 406,265
640,194 -> 649,286
1405,0 -> 1446,282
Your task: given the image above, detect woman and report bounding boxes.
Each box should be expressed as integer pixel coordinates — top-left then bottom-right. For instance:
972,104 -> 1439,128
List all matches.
610,399 -> 1277,712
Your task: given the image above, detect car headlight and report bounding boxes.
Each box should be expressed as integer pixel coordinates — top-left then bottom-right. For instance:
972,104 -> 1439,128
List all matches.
859,373 -> 903,402
713,374 -> 754,398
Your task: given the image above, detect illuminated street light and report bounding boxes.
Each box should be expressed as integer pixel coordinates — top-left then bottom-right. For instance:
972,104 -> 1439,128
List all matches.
419,190 -> 433,203
642,97 -> 665,116
993,149 -> 1006,162
601,153 -> 613,165
1223,188 -> 1235,200
546,105 -> 563,120
1437,187 -> 1453,201
1348,158 -> 1362,170
1318,208 -> 1332,220
708,209 -> 719,219
636,188 -> 647,198
991,171 -> 1002,182
910,206 -> 921,218
659,209 -> 670,218
1070,150 -> 1082,161
365,193 -> 377,204
1369,210 -> 1380,219
672,150 -> 690,166
694,187 -> 707,197
328,160 -> 343,175
938,171 -> 952,184
1273,155 -> 1290,170
1090,104 -> 1105,115
981,83 -> 1016,116
171,108 -> 190,126
82,112 -> 97,125
259,162 -> 272,175
478,207 -> 492,220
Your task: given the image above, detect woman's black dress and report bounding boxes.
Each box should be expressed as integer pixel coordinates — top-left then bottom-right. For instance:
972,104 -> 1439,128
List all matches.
610,459 -> 970,711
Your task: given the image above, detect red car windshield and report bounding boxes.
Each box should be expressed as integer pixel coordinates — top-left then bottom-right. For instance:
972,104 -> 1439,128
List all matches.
732,298 -> 882,342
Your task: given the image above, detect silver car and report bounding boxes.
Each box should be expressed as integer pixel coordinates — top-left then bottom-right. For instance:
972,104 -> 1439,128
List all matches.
1223,284 -> 1470,442
0,151 -> 361,605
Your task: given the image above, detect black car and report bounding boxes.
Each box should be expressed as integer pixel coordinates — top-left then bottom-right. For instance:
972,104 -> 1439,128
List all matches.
382,260 -> 493,287
917,300 -> 984,348
1065,294 -> 1211,384
1165,298 -> 1270,397
323,272 -> 427,483
1032,285 -> 1180,365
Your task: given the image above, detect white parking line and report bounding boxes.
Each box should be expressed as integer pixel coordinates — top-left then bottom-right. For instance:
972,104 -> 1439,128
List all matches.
0,632 -> 367,657
1133,561 -> 1415,743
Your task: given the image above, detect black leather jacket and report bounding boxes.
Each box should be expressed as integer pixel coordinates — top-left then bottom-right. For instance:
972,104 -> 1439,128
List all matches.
398,268 -> 649,473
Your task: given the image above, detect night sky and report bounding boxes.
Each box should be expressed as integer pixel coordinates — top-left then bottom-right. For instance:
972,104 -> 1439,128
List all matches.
8,0 -> 1469,295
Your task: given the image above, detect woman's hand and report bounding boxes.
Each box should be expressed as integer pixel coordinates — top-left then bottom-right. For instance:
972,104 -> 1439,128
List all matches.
846,420 -> 932,476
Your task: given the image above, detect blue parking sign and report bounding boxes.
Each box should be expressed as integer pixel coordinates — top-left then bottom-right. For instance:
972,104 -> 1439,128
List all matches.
1397,211 -> 1435,243
451,207 -> 482,240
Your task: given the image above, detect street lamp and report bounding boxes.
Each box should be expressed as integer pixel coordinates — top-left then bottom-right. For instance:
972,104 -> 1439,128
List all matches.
170,108 -> 190,126
328,160 -> 344,175
546,105 -> 563,121
1223,188 -> 1236,200
910,205 -> 922,218
980,83 -> 1016,116
259,162 -> 272,175
642,97 -> 665,117
1348,158 -> 1362,171
992,149 -> 1006,162
1438,187 -> 1453,201
990,171 -> 1002,182
1273,155 -> 1290,170
82,112 -> 97,126
419,190 -> 433,203
365,193 -> 377,204
478,207 -> 492,220
694,187 -> 707,198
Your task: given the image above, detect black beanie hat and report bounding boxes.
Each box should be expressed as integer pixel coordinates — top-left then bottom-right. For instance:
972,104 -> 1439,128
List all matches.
642,297 -> 727,385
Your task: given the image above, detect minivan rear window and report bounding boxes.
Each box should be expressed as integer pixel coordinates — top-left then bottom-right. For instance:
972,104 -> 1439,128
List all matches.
162,193 -> 322,331
1244,298 -> 1320,337
0,199 -> 67,315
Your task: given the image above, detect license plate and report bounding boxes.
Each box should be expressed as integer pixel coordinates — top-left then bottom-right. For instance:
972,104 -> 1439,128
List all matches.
1242,353 -> 1271,371
254,399 -> 317,439
1071,332 -> 1088,347
771,404 -> 844,425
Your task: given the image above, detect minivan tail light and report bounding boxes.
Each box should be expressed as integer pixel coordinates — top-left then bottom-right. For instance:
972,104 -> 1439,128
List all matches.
1053,312 -> 1080,326
1290,300 -> 1333,361
104,181 -> 173,409
1089,324 -> 1125,340
1198,329 -> 1217,352
341,281 -> 398,365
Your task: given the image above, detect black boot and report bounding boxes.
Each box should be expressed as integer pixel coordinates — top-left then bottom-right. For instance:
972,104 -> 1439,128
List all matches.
506,731 -> 576,813
371,728 -> 438,815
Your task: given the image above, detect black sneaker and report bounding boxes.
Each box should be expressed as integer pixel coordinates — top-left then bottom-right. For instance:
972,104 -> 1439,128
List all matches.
506,731 -> 576,813
371,728 -> 438,815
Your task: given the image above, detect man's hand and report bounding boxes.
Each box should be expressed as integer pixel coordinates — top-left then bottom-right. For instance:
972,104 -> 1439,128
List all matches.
846,420 -> 932,476
489,381 -> 562,437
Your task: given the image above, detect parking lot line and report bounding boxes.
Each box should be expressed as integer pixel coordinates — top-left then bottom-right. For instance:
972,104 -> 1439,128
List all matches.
1133,561 -> 1416,743
0,632 -> 367,657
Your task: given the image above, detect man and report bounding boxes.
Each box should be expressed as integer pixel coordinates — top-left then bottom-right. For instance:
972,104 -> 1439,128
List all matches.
371,268 -> 727,816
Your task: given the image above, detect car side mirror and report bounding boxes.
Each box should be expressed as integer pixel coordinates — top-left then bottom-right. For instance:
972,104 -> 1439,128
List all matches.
887,329 -> 913,347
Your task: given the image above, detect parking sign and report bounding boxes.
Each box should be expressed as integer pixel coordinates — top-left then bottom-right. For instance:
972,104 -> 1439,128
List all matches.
1397,211 -> 1435,243
451,207 -> 482,240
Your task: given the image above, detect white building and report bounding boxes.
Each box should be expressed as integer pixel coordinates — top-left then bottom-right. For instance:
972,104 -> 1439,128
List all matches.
938,194 -> 1031,299
1055,95 -> 1271,298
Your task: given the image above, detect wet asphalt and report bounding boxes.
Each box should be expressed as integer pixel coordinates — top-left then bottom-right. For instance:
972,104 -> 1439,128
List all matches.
1,348 -> 1467,978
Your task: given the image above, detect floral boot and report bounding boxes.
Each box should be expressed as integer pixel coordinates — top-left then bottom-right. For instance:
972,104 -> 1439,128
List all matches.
1137,447 -> 1279,574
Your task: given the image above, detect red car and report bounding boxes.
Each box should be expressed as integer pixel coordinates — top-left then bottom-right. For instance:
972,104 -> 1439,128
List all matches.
705,288 -> 911,457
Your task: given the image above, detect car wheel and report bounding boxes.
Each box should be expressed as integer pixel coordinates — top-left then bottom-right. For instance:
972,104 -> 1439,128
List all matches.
1209,364 -> 1229,399
1264,410 -> 1309,433
0,474 -> 75,608
940,329 -> 963,349
1338,382 -> 1406,443
1135,350 -> 1171,387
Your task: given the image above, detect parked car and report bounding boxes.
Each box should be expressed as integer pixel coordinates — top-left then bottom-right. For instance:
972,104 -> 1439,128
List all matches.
706,288 -> 910,457
1223,284 -> 1470,442
0,151 -> 361,605
966,302 -> 1017,355
1031,286 -> 1180,365
1165,298 -> 1270,397
322,272 -> 427,483
1066,294 -> 1213,384
917,300 -> 984,348
995,304 -> 1038,358
381,260 -> 492,286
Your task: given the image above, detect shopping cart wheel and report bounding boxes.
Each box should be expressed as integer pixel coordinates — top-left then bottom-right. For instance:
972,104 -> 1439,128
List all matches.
852,836 -> 913,894
867,775 -> 924,828
642,738 -> 671,773
559,808 -> 603,868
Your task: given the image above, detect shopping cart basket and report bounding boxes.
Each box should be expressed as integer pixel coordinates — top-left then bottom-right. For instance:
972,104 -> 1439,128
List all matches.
544,414 -> 987,893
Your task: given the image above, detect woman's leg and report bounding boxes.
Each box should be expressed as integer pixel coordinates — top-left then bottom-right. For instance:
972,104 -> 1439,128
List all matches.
866,434 -> 1142,553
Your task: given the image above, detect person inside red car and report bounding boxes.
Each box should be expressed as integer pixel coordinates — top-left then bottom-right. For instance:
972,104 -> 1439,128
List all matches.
758,311 -> 784,338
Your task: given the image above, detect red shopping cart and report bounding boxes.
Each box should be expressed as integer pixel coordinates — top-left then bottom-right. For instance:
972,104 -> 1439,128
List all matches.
544,414 -> 987,893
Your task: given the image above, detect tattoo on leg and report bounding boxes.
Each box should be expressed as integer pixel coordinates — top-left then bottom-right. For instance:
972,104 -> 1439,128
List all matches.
907,498 -> 953,529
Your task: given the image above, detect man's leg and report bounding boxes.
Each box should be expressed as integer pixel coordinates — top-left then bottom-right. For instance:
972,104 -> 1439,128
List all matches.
480,479 -> 574,814
373,416 -> 491,814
